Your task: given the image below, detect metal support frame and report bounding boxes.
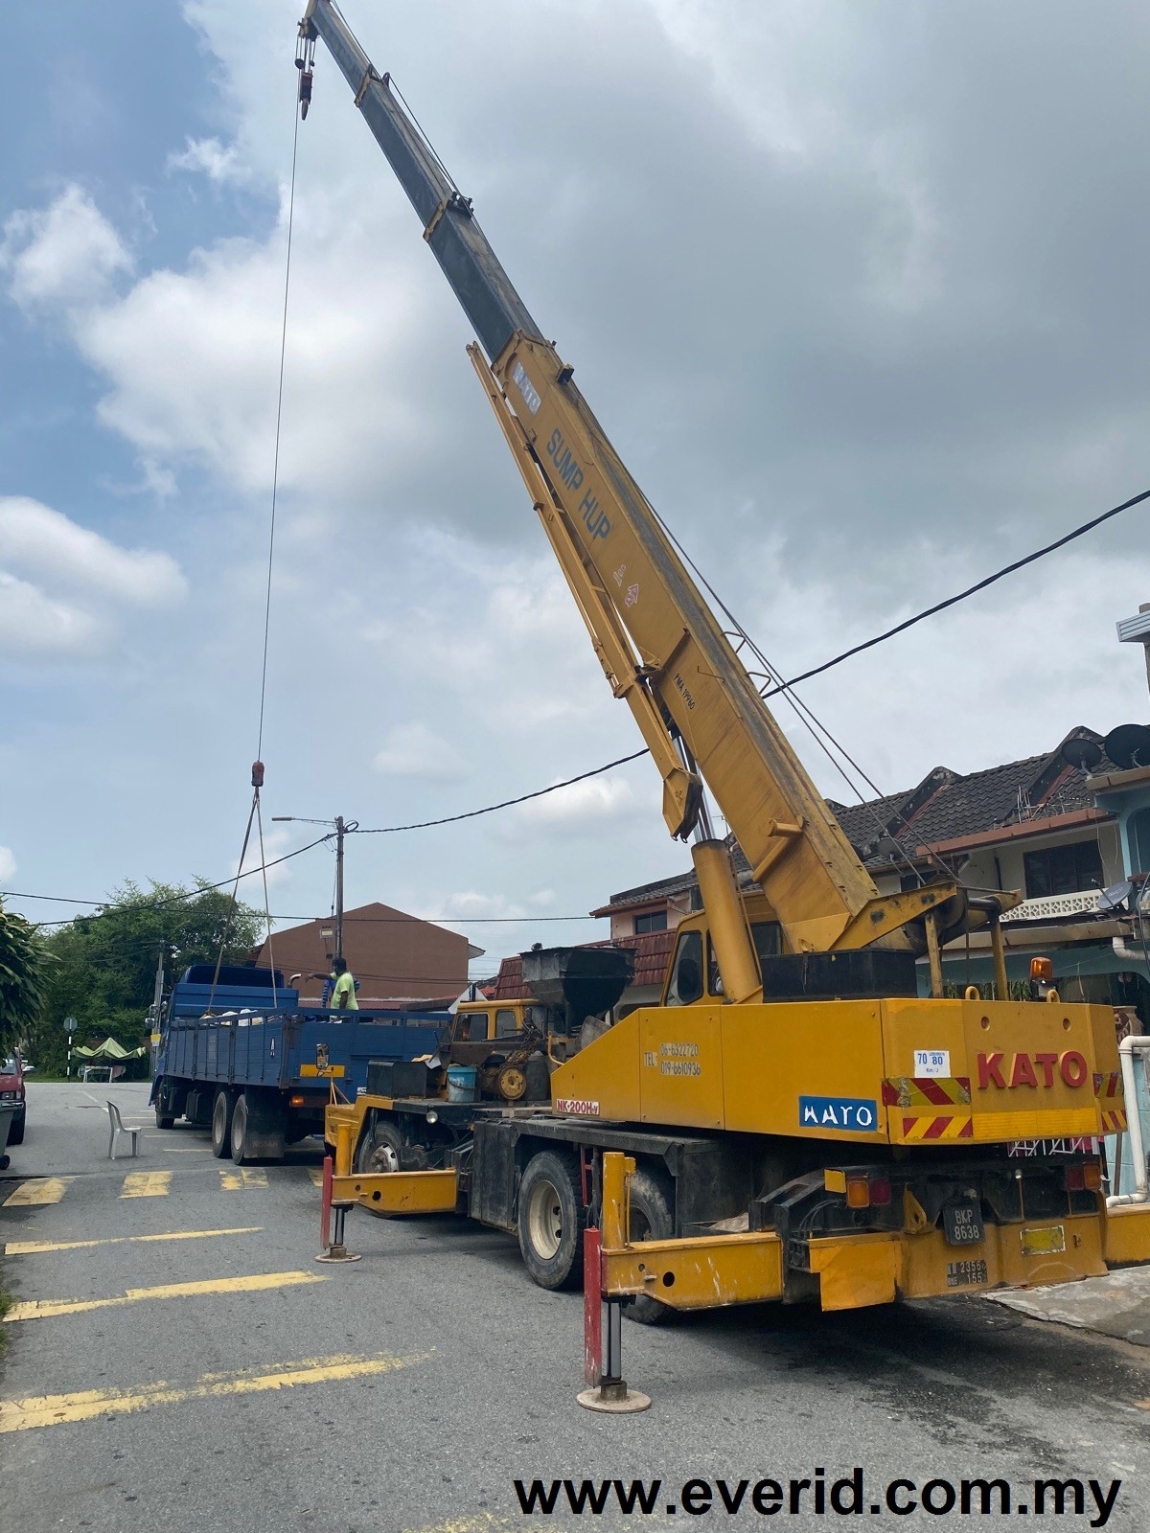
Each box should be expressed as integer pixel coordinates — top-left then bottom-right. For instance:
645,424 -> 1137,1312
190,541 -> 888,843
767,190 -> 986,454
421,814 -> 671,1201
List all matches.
316,1154 -> 362,1263
577,1176 -> 651,1414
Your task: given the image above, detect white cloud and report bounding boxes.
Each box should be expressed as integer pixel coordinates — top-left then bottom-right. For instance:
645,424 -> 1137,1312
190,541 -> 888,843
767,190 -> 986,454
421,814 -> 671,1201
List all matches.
373,722 -> 468,781
0,847 -> 17,883
0,570 -> 104,659
514,775 -> 636,833
0,185 -> 131,311
167,136 -> 250,185
0,497 -> 187,607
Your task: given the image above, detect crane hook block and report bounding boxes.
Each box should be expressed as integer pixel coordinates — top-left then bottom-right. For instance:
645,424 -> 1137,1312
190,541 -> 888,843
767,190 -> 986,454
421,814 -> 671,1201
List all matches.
251,760 -> 266,790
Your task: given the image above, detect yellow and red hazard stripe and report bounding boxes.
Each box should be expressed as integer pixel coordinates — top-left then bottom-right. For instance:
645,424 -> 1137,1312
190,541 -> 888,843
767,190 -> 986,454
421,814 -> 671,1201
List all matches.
882,1077 -> 973,1141
1093,1071 -> 1127,1133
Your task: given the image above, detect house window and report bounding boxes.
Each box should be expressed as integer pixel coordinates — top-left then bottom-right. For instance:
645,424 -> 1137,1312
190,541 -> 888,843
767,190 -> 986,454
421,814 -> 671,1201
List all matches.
634,909 -> 668,934
1022,840 -> 1103,900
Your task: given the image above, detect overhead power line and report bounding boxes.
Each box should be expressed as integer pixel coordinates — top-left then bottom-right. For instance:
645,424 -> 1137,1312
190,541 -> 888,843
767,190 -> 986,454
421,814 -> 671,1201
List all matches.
762,485 -> 1150,698
9,487 -> 1141,935
351,748 -> 650,833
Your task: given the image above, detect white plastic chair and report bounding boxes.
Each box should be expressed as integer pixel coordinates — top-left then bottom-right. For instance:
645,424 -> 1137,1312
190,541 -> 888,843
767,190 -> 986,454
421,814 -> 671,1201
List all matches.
107,1101 -> 141,1160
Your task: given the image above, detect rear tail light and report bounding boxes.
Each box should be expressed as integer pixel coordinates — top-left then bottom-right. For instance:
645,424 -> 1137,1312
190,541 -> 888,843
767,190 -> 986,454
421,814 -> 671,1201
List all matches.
845,1175 -> 871,1209
289,1093 -> 305,1107
1064,1161 -> 1101,1192
868,1176 -> 893,1207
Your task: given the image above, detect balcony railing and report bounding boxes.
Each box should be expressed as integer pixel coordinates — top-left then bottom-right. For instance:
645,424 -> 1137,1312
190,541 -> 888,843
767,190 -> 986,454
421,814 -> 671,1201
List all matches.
999,889 -> 1102,924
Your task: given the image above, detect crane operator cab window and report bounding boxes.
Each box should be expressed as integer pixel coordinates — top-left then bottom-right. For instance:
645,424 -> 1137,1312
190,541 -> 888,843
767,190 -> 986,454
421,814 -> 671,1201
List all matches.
495,1008 -> 519,1038
666,930 -> 704,1006
460,1011 -> 490,1041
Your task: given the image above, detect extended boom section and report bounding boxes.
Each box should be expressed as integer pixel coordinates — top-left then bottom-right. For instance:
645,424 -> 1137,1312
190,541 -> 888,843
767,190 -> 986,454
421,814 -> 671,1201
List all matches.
302,0 -> 963,965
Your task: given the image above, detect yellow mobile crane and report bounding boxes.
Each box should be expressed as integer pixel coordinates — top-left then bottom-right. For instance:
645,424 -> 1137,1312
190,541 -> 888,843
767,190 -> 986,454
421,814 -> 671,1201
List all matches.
299,0 -> 1150,1318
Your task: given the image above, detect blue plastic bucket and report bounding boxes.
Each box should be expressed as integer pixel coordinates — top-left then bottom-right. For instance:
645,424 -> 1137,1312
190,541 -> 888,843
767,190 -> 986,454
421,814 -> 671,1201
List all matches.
446,1065 -> 479,1103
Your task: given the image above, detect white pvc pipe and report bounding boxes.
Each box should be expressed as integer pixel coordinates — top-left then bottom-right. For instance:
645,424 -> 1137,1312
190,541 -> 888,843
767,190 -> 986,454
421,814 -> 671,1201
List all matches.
1106,1035 -> 1150,1207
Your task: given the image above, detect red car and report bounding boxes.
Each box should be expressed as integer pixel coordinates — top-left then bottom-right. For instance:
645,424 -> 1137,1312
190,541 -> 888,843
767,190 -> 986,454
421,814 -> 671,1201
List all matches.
1,1052 -> 26,1145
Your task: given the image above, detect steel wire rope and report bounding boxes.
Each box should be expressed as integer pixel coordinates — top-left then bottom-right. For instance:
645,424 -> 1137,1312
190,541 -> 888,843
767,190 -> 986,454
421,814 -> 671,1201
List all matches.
256,88 -> 302,763
639,491 -> 940,884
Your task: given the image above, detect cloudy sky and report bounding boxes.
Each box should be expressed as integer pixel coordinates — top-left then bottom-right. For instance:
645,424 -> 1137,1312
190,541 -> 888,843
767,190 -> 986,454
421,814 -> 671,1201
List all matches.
3,0 -> 1149,979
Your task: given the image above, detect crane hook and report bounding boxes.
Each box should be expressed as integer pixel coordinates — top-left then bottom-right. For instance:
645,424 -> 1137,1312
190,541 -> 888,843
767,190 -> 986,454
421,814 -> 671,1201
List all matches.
296,15 -> 317,119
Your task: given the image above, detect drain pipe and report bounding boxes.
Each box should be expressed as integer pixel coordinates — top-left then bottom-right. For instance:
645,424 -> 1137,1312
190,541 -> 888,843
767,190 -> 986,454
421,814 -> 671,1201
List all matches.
1106,1035 -> 1150,1207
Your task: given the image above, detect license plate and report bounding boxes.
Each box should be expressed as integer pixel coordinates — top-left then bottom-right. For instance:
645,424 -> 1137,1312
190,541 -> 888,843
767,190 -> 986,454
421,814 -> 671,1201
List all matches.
943,1202 -> 984,1247
947,1258 -> 988,1288
1020,1224 -> 1066,1256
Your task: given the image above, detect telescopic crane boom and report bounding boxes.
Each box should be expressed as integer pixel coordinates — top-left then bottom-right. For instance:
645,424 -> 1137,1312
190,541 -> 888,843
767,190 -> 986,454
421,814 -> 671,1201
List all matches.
298,1 -> 981,997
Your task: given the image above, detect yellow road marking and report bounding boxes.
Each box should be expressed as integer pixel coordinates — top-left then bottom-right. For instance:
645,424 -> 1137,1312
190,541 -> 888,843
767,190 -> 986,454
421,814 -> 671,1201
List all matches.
4,1270 -> 327,1323
5,1227 -> 262,1256
2,1178 -> 74,1207
120,1171 -> 172,1199
307,1168 -> 324,1187
219,1168 -> 268,1190
0,1351 -> 424,1433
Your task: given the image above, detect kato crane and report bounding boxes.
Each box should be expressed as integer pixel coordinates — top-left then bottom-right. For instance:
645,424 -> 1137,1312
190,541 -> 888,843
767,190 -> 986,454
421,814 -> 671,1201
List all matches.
297,0 -> 1150,1320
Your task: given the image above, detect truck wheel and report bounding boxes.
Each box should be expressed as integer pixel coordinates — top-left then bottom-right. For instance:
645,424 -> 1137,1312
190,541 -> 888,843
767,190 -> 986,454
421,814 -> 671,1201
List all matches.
624,1166 -> 678,1327
7,1110 -> 25,1146
211,1089 -> 235,1158
518,1149 -> 585,1290
155,1105 -> 175,1130
356,1121 -> 404,1174
231,1093 -> 254,1164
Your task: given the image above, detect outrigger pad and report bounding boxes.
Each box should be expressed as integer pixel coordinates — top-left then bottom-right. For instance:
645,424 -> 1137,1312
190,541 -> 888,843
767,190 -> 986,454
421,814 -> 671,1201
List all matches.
758,949 -> 918,1003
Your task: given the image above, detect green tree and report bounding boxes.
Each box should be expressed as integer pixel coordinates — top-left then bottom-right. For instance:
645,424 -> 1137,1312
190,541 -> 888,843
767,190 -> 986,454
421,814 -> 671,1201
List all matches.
29,882 -> 265,1075
0,900 -> 47,1057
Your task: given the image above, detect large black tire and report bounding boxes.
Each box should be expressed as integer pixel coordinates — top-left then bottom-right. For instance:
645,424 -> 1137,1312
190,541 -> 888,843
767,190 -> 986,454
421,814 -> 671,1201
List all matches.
7,1110 -> 25,1146
154,1102 -> 175,1130
624,1166 -> 679,1326
231,1091 -> 285,1165
517,1149 -> 586,1290
355,1118 -> 404,1174
230,1093 -> 253,1164
210,1089 -> 235,1158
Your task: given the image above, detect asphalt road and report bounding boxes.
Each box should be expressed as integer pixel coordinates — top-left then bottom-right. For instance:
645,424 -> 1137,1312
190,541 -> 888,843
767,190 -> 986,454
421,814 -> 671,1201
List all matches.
2,1083 -> 1150,1532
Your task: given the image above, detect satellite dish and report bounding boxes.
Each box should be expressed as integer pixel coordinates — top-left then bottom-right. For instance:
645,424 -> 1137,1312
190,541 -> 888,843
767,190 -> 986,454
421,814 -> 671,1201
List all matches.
1104,724 -> 1150,770
1098,879 -> 1133,912
1060,736 -> 1104,772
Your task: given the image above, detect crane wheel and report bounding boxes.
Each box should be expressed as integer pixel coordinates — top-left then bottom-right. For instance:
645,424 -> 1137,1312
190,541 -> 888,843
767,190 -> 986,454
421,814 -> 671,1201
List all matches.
518,1149 -> 586,1290
623,1166 -> 679,1327
355,1121 -> 404,1175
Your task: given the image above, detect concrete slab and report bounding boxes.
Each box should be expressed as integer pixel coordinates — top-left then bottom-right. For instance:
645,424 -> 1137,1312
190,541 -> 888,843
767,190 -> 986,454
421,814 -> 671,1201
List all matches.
988,1266 -> 1150,1346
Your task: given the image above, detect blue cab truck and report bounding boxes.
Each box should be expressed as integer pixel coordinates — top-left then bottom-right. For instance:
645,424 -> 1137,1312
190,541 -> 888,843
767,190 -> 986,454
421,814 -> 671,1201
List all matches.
151,965 -> 447,1163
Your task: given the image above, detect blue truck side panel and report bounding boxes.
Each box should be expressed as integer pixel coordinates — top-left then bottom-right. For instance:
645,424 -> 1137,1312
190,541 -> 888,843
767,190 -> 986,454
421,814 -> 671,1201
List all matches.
158,1011 -> 445,1096
155,970 -> 447,1103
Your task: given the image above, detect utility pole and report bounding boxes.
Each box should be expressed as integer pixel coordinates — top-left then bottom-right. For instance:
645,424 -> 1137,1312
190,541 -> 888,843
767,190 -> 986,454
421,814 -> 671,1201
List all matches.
64,1015 -> 76,1079
334,815 -> 346,963
272,811 -> 357,974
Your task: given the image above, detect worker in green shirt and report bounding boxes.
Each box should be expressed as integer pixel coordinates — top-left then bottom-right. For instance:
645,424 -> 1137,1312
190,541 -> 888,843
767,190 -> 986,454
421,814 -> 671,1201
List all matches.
330,956 -> 358,1011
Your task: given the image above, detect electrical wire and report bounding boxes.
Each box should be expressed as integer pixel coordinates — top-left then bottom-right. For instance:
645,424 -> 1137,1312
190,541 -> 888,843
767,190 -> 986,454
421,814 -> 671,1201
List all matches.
351,748 -> 649,833
761,486 -> 1150,699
